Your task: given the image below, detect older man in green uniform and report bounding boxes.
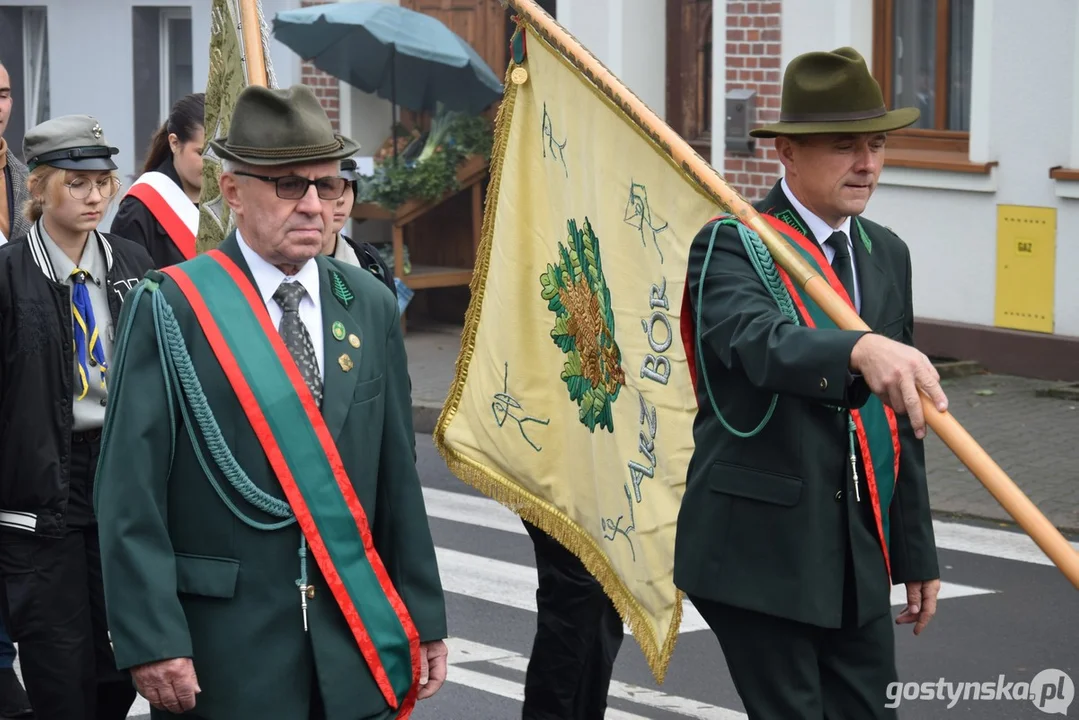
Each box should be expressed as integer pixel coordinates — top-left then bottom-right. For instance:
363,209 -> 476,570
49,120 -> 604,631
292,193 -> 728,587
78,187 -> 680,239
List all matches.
676,47 -> 949,719
94,84 -> 447,719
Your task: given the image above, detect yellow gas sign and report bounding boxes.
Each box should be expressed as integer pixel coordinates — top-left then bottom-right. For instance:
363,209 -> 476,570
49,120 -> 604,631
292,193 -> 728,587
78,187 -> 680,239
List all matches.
994,205 -> 1056,333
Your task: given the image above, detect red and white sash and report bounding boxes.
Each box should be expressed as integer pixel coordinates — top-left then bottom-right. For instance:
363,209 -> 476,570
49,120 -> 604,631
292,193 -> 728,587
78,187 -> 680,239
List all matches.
125,171 -> 198,260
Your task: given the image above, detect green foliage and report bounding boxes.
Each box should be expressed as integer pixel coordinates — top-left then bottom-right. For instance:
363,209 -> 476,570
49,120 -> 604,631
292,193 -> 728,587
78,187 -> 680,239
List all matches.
357,109 -> 494,211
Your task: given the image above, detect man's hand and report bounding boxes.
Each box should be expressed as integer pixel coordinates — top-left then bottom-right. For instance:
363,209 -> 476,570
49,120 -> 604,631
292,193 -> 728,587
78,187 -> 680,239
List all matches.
849,333 -> 948,438
895,579 -> 940,635
131,658 -> 200,714
417,640 -> 448,700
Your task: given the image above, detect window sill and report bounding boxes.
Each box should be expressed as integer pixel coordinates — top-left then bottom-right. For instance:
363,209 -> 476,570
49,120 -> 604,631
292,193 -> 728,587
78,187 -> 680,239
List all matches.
878,149 -> 998,193
1050,167 -> 1079,199
884,148 -> 996,174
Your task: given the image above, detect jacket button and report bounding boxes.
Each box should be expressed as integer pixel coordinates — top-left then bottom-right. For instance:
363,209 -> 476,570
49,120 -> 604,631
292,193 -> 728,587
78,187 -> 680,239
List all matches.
835,490 -> 843,501
820,377 -> 828,390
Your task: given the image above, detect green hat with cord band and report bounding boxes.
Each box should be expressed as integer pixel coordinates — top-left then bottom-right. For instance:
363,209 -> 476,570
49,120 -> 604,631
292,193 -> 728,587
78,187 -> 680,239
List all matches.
750,46 -> 920,138
209,84 -> 360,166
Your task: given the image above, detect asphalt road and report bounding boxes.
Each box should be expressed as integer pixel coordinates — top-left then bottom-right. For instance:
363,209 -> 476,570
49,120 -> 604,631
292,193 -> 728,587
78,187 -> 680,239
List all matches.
120,434 -> 1079,719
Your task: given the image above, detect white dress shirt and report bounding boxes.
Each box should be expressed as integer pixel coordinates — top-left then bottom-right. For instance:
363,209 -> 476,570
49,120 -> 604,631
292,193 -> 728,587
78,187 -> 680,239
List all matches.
780,177 -> 861,314
236,230 -> 325,381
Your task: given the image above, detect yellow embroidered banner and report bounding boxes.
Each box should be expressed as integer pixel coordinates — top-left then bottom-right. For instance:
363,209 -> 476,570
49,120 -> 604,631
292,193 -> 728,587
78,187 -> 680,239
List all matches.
434,20 -> 720,680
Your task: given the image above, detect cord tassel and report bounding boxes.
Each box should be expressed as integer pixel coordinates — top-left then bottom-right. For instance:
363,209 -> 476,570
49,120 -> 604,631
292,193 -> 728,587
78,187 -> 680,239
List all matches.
848,416 -> 860,502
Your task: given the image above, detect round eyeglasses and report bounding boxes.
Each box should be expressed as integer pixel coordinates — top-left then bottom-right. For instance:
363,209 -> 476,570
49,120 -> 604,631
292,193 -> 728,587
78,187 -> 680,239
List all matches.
65,176 -> 121,200
233,171 -> 348,200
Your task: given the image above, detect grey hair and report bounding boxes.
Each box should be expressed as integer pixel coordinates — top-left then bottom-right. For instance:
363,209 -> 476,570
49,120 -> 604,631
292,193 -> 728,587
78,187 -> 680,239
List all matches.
220,159 -> 249,175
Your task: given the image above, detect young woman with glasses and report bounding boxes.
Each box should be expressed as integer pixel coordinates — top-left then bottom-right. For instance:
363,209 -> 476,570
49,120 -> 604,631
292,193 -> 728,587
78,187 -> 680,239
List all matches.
0,115 -> 153,720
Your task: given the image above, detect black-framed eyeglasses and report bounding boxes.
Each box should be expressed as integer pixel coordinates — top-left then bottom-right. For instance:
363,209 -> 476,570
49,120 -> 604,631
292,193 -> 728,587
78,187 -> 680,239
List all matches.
232,171 -> 348,200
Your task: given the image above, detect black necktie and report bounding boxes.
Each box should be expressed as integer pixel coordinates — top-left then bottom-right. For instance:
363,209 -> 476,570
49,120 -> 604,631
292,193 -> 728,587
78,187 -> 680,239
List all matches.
273,281 -> 323,406
824,231 -> 856,304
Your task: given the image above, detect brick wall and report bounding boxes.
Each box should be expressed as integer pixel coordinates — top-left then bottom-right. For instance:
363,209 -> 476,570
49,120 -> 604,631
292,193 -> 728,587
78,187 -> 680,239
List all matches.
299,0 -> 341,132
724,0 -> 783,202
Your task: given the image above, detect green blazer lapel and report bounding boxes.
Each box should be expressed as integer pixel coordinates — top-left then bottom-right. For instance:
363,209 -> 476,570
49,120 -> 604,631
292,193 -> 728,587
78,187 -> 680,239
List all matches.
758,181 -> 811,239
317,257 -> 364,440
760,183 -> 888,326
850,218 -> 888,328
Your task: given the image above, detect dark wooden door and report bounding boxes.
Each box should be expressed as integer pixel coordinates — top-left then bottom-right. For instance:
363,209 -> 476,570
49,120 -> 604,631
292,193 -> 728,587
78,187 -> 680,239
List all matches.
401,0 -> 510,80
666,0 -> 713,163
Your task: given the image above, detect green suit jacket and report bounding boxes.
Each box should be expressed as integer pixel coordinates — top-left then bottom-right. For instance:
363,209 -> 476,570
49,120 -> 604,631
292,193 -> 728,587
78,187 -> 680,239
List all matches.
94,233 -> 447,719
673,181 -> 939,629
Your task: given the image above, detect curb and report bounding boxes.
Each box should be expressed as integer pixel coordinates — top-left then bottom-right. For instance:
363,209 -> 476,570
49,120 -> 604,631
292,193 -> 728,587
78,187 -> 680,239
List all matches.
1035,382 -> 1079,402
932,359 -> 986,380
413,402 -> 443,436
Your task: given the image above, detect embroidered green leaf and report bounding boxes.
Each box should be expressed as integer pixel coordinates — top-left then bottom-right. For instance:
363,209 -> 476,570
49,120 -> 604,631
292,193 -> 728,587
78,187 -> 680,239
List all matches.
539,216 -> 625,433
857,220 -> 872,254
331,271 -> 355,307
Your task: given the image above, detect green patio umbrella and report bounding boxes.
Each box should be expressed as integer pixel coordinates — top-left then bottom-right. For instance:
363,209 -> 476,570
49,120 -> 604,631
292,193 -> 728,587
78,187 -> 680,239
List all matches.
272,2 -> 504,117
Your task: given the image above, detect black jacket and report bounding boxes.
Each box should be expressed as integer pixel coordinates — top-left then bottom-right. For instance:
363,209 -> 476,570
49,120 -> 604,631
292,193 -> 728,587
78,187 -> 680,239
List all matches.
337,233 -> 397,299
110,157 -> 191,268
0,224 -> 154,537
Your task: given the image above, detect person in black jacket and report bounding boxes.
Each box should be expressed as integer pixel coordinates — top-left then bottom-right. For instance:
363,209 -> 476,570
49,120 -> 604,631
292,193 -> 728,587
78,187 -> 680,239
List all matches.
110,93 -> 204,268
322,157 -> 397,299
0,115 -> 153,720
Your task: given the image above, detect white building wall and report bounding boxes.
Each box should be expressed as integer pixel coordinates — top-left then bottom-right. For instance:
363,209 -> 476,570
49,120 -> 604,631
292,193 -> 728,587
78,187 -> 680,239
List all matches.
561,0 -> 1079,342
16,0 -> 1073,339
782,0 -> 1079,339
0,0 -> 304,228
553,0 -> 666,121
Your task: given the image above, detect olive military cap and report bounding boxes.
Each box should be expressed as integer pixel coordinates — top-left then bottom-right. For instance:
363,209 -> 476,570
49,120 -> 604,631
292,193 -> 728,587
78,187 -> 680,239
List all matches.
750,47 -> 920,137
210,84 -> 360,166
23,115 -> 120,171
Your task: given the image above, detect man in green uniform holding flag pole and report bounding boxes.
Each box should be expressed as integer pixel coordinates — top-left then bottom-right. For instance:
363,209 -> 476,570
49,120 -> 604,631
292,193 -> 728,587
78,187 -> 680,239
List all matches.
676,47 -> 948,719
94,84 -> 447,719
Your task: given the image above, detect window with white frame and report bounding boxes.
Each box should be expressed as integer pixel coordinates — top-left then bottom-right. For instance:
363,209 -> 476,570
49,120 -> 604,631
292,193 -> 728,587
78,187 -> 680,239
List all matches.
160,8 -> 193,123
0,6 -> 51,157
132,6 -> 193,173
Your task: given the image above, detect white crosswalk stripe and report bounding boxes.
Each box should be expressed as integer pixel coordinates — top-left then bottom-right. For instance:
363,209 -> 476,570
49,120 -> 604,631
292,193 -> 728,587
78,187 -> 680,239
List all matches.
446,637 -> 747,719
117,485 -> 1044,717
423,487 -> 999,629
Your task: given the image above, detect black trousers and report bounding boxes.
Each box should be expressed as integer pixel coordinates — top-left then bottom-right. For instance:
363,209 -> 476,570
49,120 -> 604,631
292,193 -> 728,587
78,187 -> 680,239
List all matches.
689,543 -> 898,720
0,432 -> 135,720
521,519 -> 625,720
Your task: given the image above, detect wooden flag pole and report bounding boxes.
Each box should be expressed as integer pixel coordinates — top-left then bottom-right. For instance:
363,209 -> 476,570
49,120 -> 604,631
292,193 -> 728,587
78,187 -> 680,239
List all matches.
240,0 -> 269,87
504,0 -> 1079,590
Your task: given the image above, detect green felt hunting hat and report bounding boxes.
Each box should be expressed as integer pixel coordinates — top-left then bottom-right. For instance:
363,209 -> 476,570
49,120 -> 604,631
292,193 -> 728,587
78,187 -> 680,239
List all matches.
23,115 -> 119,171
750,47 -> 920,138
209,84 -> 360,166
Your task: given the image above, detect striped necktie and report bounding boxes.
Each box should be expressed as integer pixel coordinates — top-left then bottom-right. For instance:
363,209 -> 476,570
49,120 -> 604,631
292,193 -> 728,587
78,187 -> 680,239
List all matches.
70,268 -> 107,399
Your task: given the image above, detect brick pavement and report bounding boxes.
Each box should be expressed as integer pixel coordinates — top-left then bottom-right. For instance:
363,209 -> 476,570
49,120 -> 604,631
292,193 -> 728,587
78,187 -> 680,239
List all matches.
924,373 -> 1079,533
406,327 -> 1079,534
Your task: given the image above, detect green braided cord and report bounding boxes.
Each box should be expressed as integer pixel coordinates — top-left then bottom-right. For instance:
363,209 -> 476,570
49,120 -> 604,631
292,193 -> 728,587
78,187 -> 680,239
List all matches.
153,290 -> 294,524
151,286 -> 179,472
694,218 -> 800,438
147,286 -> 308,591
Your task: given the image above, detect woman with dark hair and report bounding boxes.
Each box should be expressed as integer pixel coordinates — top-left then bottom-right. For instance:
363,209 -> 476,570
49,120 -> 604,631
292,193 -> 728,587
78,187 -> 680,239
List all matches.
110,92 -> 204,268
